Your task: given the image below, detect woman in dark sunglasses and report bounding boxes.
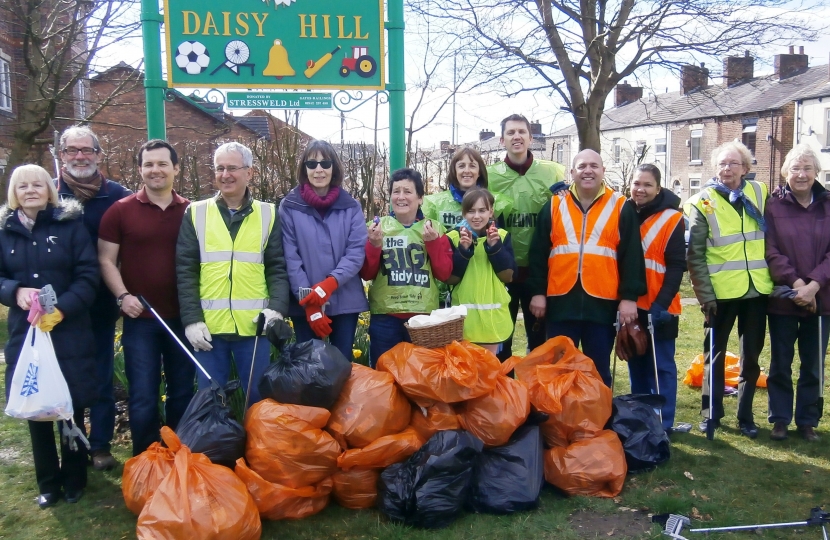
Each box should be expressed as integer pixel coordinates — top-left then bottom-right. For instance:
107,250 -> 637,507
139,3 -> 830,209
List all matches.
279,140 -> 368,360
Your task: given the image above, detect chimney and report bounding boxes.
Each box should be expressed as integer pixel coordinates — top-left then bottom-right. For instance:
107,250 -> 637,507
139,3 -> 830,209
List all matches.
529,121 -> 543,137
479,129 -> 495,141
723,51 -> 754,86
775,46 -> 809,79
681,63 -> 709,95
440,140 -> 450,152
615,80 -> 644,106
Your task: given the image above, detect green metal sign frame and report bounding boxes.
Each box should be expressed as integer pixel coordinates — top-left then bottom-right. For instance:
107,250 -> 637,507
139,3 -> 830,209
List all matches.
163,0 -> 385,90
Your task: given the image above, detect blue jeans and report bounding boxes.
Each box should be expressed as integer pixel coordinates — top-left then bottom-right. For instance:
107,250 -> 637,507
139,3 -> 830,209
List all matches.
88,318 -> 115,453
546,320 -> 616,386
293,312 -> 360,363
194,335 -> 271,405
627,337 -> 677,430
123,317 -> 195,456
368,314 -> 411,368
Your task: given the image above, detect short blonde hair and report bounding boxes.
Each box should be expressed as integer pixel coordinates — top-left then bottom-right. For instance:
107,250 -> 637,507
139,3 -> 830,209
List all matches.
710,141 -> 753,174
781,143 -> 822,177
7,165 -> 60,210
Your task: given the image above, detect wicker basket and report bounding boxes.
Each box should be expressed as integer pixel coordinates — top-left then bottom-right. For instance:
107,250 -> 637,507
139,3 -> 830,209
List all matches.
405,316 -> 465,349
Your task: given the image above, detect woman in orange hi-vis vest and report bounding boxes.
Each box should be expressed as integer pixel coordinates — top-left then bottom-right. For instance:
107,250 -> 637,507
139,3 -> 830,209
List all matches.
625,164 -> 686,432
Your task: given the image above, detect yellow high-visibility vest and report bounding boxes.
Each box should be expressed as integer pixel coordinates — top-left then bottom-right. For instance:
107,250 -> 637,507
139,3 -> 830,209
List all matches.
191,198 -> 275,336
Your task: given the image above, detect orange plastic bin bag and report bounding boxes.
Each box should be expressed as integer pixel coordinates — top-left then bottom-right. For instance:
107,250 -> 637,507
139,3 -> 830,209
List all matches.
235,459 -> 332,520
326,364 -> 411,449
409,402 -> 460,441
136,428 -> 261,540
245,400 -> 341,489
683,352 -> 768,388
338,427 -> 425,470
506,337 -> 611,447
332,468 -> 379,509
123,441 -> 175,515
377,341 -> 500,406
455,367 -> 531,447
543,430 -> 627,498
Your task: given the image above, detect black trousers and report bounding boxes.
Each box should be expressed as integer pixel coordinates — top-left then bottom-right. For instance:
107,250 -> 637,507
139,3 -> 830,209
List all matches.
497,280 -> 547,361
767,313 -> 829,428
701,296 -> 767,423
28,409 -> 88,495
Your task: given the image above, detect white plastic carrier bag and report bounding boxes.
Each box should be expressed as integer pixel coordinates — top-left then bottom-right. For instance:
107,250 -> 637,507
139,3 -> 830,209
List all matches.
5,325 -> 74,422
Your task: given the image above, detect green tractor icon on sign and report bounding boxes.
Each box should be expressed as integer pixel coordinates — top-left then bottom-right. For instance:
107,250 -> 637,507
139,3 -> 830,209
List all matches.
339,46 -> 377,78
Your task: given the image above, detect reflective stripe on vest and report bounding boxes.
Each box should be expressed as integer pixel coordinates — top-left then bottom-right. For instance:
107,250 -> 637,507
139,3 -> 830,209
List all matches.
547,189 -> 624,299
192,199 -> 275,336
692,180 -> 772,299
637,208 -> 682,315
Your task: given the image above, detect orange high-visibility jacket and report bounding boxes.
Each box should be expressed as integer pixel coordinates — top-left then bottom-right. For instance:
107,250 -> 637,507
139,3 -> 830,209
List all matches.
636,209 -> 683,314
548,189 -> 625,299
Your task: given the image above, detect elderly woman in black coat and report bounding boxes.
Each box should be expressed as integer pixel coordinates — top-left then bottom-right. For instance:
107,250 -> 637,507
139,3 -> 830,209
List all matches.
0,164 -> 99,508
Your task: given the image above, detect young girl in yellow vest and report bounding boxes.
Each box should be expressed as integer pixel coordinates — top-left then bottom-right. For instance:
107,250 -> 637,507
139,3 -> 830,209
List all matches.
447,188 -> 517,353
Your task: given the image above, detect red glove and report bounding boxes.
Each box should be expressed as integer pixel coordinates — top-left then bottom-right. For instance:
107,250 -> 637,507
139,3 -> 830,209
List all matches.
305,305 -> 333,338
299,276 -> 339,308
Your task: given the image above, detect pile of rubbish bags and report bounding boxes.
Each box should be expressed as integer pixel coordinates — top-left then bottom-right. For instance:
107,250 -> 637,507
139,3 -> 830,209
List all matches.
684,352 -> 768,388
123,337 -> 657,535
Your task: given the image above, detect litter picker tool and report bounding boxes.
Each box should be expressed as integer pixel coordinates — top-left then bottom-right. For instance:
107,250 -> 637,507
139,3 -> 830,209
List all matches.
654,506 -> 830,540
612,311 -> 621,394
647,313 -> 663,425
818,299 -> 824,416
245,313 -> 266,411
706,321 -> 716,441
137,295 -> 216,387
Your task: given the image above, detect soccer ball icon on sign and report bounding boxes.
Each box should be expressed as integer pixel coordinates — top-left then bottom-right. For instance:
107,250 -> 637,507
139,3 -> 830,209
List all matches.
175,41 -> 210,75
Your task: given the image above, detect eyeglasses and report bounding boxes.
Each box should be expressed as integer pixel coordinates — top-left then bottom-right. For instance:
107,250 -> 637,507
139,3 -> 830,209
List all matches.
62,147 -> 97,156
788,166 -> 815,174
717,162 -> 743,169
304,160 -> 332,170
213,165 -> 249,174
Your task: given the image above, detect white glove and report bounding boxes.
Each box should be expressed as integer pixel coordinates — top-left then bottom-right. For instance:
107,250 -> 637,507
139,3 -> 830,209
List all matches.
256,308 -> 283,326
185,322 -> 213,351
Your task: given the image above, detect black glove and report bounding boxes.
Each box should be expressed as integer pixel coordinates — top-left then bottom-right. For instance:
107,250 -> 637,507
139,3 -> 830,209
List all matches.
701,300 -> 717,325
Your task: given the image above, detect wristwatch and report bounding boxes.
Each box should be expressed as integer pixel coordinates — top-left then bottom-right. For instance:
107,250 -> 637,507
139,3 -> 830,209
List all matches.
117,292 -> 130,307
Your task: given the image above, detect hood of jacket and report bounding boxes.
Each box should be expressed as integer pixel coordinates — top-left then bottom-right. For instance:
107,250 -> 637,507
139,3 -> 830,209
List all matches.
629,188 -> 682,223
0,198 -> 84,229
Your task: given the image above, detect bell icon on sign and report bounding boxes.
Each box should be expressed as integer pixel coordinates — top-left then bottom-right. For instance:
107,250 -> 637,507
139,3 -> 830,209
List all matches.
262,39 -> 295,79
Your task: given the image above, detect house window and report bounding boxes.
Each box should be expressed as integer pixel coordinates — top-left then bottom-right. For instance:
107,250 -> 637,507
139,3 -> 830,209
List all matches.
690,130 -> 702,163
742,124 -> 757,158
556,142 -> 564,165
673,180 -> 682,195
0,56 -> 11,112
655,138 -> 667,154
689,176 -> 701,195
635,140 -> 647,158
826,109 -> 830,147
825,172 -> 830,189
613,138 -> 621,163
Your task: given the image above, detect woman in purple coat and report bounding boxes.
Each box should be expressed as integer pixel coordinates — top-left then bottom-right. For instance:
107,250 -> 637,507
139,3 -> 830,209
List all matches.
279,140 -> 368,360
765,144 -> 829,442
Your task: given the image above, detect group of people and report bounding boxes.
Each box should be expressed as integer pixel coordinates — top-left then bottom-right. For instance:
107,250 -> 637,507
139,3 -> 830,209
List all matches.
1,116 -> 826,509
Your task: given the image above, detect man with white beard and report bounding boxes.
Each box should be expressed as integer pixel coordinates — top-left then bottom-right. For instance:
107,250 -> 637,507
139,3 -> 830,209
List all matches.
56,126 -> 131,471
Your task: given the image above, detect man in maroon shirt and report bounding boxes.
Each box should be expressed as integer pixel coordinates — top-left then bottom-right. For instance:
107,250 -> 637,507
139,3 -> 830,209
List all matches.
98,140 -> 195,456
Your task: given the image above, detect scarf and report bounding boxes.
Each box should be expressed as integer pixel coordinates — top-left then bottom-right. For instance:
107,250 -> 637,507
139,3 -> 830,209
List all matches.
300,183 -> 340,218
17,210 -> 35,231
504,151 -> 533,176
60,169 -> 103,203
449,183 -> 465,203
703,177 -> 766,231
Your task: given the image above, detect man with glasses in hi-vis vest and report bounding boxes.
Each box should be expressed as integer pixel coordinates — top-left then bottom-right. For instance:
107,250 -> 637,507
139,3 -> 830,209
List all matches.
527,149 -> 646,387
176,142 -> 289,407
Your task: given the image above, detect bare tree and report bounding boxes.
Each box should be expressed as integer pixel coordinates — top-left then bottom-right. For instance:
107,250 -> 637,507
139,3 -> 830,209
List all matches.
410,0 -> 822,152
0,0 -> 141,199
612,141 -> 649,196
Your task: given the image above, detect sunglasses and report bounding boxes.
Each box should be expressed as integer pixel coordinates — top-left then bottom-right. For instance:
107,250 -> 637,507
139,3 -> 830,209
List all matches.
305,160 -> 333,170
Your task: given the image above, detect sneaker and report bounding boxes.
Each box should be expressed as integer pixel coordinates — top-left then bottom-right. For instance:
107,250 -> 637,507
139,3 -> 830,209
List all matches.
770,422 -> 788,441
91,451 -> 118,471
698,418 -> 721,433
797,426 -> 820,442
739,421 -> 759,439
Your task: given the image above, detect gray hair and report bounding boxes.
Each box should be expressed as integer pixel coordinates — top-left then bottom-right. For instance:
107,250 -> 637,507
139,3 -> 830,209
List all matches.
710,140 -> 753,173
781,143 -> 822,177
214,142 -> 253,167
59,125 -> 101,152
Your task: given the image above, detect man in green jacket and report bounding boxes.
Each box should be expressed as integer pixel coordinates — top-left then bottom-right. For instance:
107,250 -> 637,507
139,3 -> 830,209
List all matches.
488,114 -> 566,360
176,142 -> 289,406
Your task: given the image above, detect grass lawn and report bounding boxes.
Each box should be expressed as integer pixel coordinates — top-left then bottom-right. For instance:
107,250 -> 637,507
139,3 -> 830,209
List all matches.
1,299 -> 829,539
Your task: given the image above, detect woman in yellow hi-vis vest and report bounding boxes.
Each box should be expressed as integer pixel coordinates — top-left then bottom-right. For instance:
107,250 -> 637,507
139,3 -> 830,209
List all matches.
685,141 -> 772,439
